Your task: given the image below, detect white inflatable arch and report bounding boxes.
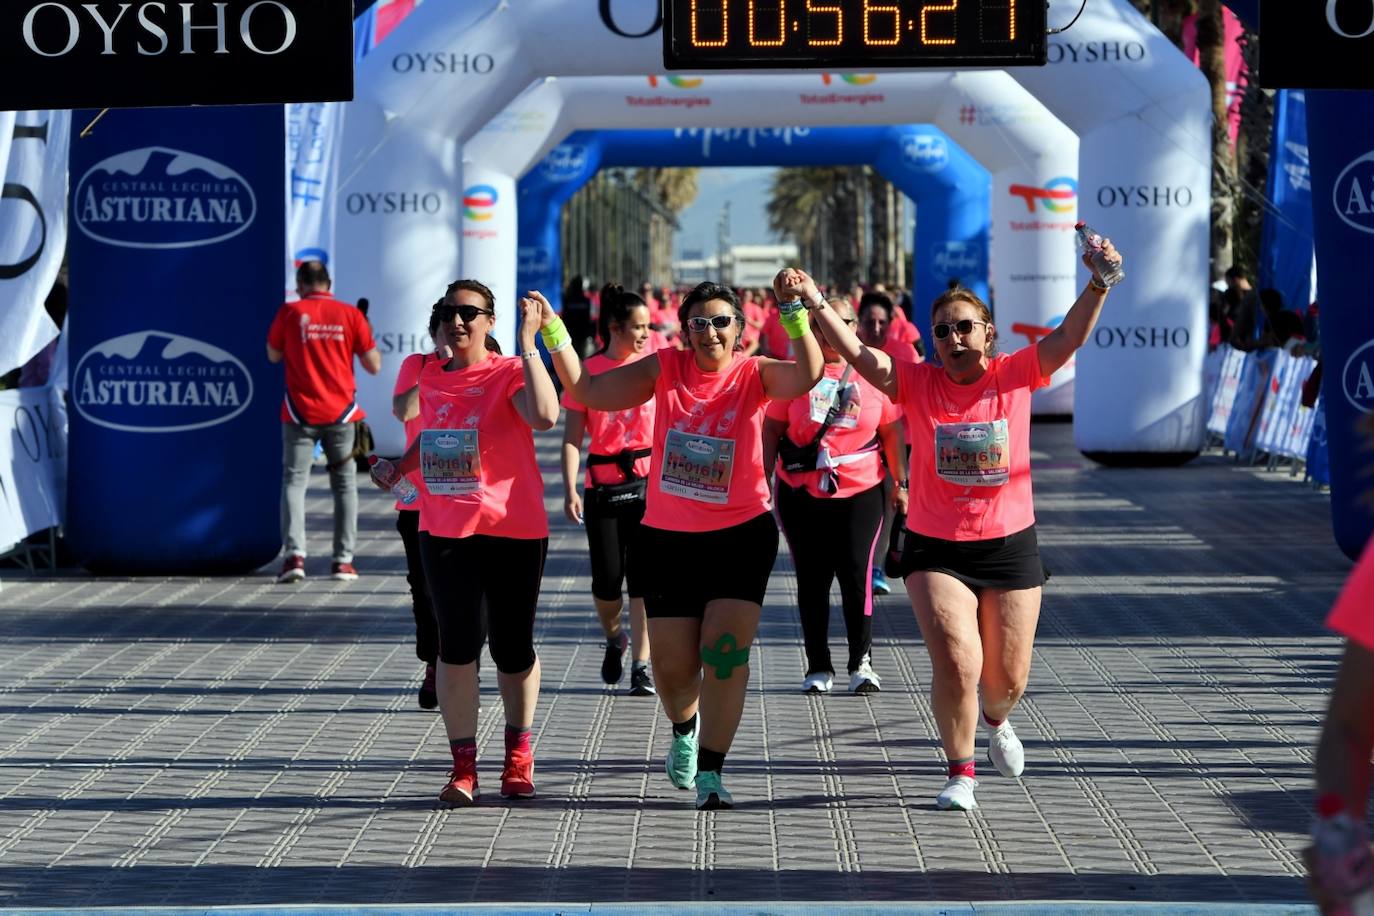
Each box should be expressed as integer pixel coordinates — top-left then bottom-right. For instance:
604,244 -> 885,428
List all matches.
344,0 -> 1208,457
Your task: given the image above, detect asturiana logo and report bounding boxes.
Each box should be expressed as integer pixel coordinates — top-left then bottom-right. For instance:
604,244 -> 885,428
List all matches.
902,134 -> 949,173
821,74 -> 877,85
1334,150 -> 1374,235
1009,177 -> 1077,214
539,145 -> 590,183
931,241 -> 983,281
75,147 -> 257,250
73,331 -> 254,433
463,184 -> 499,221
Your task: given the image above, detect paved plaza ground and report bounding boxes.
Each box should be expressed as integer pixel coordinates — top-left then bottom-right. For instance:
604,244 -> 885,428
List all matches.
0,421 -> 1355,911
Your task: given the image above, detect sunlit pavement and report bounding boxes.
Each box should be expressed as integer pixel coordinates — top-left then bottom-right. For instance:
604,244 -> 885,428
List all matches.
0,421 -> 1349,912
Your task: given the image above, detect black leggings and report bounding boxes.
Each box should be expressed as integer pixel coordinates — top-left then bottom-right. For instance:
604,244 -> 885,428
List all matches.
396,510 -> 439,664
776,481 -> 885,675
583,494 -> 646,601
419,531 -> 546,672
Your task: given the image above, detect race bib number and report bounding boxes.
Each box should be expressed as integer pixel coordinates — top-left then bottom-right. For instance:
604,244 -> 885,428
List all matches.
807,378 -> 860,429
661,428 -> 734,504
421,429 -> 481,495
934,419 -> 1009,487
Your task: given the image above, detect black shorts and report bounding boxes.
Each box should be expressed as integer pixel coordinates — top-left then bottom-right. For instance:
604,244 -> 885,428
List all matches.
583,489 -> 646,601
640,512 -> 779,618
894,524 -> 1048,593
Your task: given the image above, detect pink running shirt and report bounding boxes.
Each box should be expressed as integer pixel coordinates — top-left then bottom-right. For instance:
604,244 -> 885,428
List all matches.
766,362 -> 900,499
415,354 -> 548,540
391,352 -> 428,511
896,344 -> 1049,541
1328,546 -> 1374,652
642,348 -> 772,533
562,351 -> 657,488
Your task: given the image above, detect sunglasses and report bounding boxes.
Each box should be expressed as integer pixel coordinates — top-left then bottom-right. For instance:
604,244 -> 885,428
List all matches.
686,314 -> 738,333
436,303 -> 494,324
932,319 -> 988,340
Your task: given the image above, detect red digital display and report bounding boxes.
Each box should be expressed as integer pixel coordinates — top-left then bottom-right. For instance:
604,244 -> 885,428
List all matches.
663,0 -> 1046,69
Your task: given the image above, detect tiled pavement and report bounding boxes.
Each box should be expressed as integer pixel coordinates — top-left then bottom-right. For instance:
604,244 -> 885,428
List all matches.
0,421 -> 1354,909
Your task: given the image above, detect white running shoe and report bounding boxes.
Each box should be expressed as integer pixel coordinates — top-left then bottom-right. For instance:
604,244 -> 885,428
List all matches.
848,658 -> 881,694
986,720 -> 1025,778
801,671 -> 833,694
935,775 -> 979,811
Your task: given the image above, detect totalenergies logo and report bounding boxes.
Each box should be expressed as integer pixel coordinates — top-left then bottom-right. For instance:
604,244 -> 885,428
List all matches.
462,184 -> 499,221
821,74 -> 877,85
648,75 -> 703,88
1008,177 -> 1077,214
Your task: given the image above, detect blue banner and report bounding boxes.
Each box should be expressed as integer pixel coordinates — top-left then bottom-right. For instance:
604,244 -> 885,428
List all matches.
1259,90 -> 1315,315
1308,90 -> 1374,559
67,106 -> 286,573
518,126 -> 990,347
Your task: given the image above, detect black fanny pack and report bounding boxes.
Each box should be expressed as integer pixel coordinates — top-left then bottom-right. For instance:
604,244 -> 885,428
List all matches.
586,448 -> 652,514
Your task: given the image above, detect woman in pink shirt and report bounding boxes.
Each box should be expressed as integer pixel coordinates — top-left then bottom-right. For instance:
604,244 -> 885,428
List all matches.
762,295 -> 908,696
561,285 -> 658,697
373,279 -> 560,808
809,238 -> 1122,813
542,279 -> 823,811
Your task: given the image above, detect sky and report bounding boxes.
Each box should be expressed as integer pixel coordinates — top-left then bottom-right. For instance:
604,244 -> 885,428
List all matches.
673,167 -> 778,259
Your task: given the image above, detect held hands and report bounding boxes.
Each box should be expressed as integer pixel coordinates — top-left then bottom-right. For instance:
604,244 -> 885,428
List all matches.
525,290 -> 558,327
773,267 -> 820,304
518,294 -> 545,348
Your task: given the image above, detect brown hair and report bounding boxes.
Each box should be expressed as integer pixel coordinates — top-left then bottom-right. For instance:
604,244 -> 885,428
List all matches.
440,279 -> 502,354
930,286 -> 996,357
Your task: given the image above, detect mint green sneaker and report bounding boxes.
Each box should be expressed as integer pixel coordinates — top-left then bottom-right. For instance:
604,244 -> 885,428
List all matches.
695,770 -> 733,810
665,720 -> 698,790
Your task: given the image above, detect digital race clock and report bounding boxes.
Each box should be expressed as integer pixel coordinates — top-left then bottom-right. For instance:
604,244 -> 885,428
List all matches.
663,0 -> 1047,70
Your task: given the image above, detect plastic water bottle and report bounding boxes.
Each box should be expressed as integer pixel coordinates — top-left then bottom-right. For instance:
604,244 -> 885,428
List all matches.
1075,221 -> 1125,288
368,455 -> 418,506
1310,813 -> 1374,915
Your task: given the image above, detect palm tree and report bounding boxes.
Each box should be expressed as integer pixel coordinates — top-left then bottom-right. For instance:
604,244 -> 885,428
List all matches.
767,167 -> 867,289
1195,0 -> 1235,281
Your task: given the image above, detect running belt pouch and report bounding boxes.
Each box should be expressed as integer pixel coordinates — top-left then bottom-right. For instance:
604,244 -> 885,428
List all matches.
586,448 -> 651,515
885,510 -> 908,579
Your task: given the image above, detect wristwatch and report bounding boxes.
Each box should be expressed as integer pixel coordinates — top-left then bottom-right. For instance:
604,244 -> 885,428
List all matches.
896,477 -> 909,491
805,292 -> 827,311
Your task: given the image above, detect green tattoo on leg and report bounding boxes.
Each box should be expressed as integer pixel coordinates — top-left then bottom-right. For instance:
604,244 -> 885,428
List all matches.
701,633 -> 750,680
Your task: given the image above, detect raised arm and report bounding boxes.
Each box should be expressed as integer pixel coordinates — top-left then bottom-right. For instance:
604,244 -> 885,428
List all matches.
758,268 -> 825,401
1039,240 -> 1122,377
511,296 -> 561,431
789,269 -> 899,400
533,290 -> 659,411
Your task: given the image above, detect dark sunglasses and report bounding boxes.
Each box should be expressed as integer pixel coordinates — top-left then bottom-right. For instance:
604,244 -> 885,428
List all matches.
686,314 -> 738,333
932,318 -> 988,340
436,303 -> 494,323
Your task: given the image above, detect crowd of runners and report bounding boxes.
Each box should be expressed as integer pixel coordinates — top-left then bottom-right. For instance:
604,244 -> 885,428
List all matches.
371,243 -> 1122,813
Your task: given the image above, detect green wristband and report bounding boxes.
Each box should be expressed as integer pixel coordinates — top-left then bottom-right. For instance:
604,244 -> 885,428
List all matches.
540,316 -> 570,351
778,301 -> 810,341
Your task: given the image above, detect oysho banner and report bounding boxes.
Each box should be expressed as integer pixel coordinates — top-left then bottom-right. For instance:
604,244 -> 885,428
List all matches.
67,105 -> 285,573
0,109 -> 69,376
0,385 -> 65,553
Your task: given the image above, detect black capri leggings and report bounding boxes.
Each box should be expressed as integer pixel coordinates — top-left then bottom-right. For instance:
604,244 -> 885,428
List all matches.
419,531 -> 547,672
395,510 -> 439,664
583,493 -> 647,602
776,481 -> 885,676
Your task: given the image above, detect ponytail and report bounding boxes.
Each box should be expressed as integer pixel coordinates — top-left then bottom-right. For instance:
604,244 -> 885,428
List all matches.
597,282 -> 646,353
484,335 -> 502,354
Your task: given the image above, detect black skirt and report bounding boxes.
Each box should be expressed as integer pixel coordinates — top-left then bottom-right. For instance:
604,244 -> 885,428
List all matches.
894,524 -> 1048,593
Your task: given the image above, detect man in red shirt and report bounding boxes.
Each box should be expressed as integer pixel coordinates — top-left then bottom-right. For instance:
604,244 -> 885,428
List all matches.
267,261 -> 382,583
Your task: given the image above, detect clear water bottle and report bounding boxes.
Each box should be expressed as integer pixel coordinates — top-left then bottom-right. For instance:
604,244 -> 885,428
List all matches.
1075,221 -> 1125,288
1310,813 -> 1374,915
368,455 -> 418,506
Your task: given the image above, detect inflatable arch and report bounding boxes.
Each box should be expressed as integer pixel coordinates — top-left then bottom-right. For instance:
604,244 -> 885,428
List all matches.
348,0 -> 1208,457
515,125 -> 990,320
343,70 -> 1079,450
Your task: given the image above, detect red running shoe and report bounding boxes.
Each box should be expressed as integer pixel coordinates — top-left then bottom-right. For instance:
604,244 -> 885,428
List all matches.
500,748 -> 536,799
440,759 -> 479,806
276,554 -> 305,584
